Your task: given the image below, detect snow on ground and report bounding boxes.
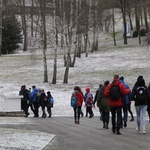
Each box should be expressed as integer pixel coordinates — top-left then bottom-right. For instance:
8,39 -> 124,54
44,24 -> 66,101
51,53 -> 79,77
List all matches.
0,35 -> 150,149
0,128 -> 54,150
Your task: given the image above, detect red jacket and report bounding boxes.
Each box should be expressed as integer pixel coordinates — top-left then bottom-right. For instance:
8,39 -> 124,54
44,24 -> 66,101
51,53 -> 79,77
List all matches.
75,91 -> 84,106
104,79 -> 130,107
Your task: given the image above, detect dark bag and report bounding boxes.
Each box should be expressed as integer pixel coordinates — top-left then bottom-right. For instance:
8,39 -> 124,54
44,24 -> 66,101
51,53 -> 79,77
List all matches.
136,86 -> 147,104
109,83 -> 121,101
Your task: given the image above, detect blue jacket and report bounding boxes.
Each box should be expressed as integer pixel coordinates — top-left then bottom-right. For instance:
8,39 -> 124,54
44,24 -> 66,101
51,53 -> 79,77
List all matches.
120,80 -> 131,104
30,87 -> 39,102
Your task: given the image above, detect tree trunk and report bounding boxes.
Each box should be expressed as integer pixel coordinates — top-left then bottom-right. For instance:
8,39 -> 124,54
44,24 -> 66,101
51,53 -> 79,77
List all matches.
21,0 -> 27,51
0,0 -> 2,55
52,0 -> 58,84
112,0 -> 116,46
63,0 -> 74,83
39,0 -> 48,83
31,0 -> 34,37
143,6 -> 149,33
120,0 -> 127,44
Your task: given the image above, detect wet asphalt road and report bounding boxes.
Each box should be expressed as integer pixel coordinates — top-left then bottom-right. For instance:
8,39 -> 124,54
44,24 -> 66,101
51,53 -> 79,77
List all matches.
1,116 -> 150,150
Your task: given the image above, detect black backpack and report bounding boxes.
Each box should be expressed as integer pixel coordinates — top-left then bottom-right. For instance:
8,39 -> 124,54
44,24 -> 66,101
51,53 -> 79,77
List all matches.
109,83 -> 121,101
136,86 -> 147,104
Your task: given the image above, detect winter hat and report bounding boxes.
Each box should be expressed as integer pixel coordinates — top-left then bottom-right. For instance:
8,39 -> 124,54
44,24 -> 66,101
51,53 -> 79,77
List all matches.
85,87 -> 90,93
119,76 -> 124,81
47,91 -> 51,95
137,75 -> 143,80
137,76 -> 145,86
104,80 -> 109,86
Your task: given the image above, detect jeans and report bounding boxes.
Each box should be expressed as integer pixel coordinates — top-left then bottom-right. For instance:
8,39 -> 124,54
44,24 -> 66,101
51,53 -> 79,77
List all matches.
135,105 -> 147,130
111,106 -> 122,130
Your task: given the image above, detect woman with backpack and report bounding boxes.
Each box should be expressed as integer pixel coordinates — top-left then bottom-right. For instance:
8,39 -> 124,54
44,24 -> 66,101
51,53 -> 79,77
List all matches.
131,76 -> 150,134
71,86 -> 84,124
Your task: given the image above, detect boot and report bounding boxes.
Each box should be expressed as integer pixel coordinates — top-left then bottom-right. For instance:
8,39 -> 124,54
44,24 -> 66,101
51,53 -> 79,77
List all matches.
112,127 -> 115,134
116,128 -> 121,135
130,117 -> 134,121
105,123 -> 109,129
124,121 -> 127,127
103,122 -> 105,128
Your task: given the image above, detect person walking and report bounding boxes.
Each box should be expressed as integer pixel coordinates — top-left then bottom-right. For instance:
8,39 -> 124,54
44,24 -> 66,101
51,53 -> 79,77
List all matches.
104,75 -> 130,135
26,88 -> 35,116
131,76 -> 150,134
47,91 -> 54,117
97,81 -> 110,129
119,76 -> 134,128
93,84 -> 103,120
71,86 -> 84,124
39,89 -> 47,118
147,82 -> 150,122
19,85 -> 30,117
84,87 -> 94,118
30,85 -> 39,117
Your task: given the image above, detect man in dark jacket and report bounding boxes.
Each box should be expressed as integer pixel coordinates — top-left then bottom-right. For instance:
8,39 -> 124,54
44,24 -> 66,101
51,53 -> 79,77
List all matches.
97,81 -> 110,129
19,85 -> 30,117
104,75 -> 130,135
93,84 -> 103,120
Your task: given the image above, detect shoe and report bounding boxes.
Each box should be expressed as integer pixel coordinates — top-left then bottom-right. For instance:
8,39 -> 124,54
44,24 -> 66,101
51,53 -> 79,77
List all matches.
116,131 -> 121,135
124,121 -> 127,127
75,120 -> 79,124
34,115 -> 39,117
103,125 -> 105,128
105,125 -> 109,129
25,112 -> 30,117
142,130 -> 146,134
136,127 -> 141,133
112,128 -> 115,134
130,118 -> 134,121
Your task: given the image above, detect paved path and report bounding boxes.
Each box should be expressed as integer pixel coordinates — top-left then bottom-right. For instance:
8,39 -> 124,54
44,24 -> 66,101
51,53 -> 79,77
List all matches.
1,116 -> 150,150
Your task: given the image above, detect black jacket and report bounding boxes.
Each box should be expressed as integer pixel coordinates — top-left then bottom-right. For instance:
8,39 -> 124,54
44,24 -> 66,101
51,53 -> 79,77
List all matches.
131,85 -> 150,106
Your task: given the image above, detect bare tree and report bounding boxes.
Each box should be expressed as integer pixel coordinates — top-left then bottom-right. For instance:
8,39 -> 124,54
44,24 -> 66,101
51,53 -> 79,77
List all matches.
21,0 -> 28,51
112,0 -> 116,46
34,0 -> 49,83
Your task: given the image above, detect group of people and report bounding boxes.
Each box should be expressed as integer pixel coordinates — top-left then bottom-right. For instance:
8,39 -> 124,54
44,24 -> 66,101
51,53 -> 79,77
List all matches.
71,86 -> 96,124
71,75 -> 150,135
19,85 -> 54,118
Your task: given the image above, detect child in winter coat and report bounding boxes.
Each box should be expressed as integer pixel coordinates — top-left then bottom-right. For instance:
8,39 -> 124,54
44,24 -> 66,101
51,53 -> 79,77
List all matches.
84,87 -> 94,118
